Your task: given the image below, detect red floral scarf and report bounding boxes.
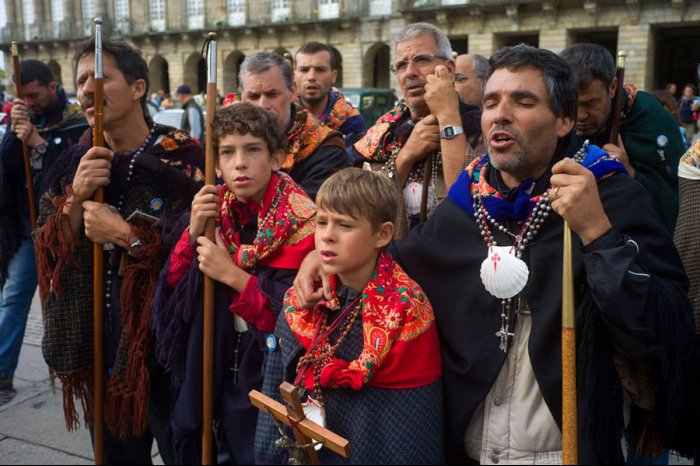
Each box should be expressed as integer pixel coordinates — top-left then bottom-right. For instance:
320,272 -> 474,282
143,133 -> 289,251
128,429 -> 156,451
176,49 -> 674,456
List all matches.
283,104 -> 343,172
217,172 -> 316,270
319,90 -> 362,132
352,100 -> 410,163
284,251 -> 442,390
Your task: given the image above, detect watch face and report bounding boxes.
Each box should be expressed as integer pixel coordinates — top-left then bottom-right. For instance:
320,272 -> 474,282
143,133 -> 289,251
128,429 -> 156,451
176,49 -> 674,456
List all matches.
444,126 -> 455,138
36,144 -> 47,154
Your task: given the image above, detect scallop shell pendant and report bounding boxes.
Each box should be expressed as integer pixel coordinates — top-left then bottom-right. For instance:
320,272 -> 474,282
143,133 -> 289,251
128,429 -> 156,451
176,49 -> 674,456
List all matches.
403,181 -> 437,216
480,246 -> 529,299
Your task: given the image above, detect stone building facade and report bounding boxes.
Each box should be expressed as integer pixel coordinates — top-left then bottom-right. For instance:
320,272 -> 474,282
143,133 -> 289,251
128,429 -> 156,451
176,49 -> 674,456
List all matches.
1,0 -> 699,99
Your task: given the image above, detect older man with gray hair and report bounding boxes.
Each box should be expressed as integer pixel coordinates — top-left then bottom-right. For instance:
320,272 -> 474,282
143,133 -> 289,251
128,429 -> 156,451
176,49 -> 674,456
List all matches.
351,23 -> 482,238
454,53 -> 490,109
239,52 -> 348,200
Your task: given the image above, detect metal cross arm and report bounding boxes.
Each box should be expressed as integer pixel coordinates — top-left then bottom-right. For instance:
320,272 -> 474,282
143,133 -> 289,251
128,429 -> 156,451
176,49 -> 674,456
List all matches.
249,382 -> 351,464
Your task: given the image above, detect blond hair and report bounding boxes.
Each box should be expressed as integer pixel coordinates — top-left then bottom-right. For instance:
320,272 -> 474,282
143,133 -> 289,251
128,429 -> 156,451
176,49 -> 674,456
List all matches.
316,168 -> 399,232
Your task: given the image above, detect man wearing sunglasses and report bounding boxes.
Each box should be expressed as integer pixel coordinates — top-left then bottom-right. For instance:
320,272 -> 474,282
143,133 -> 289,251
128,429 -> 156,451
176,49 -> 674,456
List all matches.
350,22 -> 482,238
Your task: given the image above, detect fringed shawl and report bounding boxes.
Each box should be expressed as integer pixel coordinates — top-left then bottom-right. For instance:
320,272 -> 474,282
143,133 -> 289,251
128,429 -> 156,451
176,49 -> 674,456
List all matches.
285,251 -> 442,391
34,124 -> 204,438
283,104 -> 344,172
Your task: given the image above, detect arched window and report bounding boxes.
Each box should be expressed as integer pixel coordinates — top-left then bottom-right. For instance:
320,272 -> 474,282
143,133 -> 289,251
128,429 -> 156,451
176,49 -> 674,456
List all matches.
227,0 -> 246,26
187,0 -> 204,29
51,0 -> 65,39
22,0 -> 36,41
82,0 -> 95,36
114,0 -> 130,34
149,0 -> 166,32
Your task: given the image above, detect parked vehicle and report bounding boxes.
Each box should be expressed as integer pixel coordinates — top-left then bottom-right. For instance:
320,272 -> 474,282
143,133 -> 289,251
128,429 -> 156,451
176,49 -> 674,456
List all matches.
339,88 -> 396,127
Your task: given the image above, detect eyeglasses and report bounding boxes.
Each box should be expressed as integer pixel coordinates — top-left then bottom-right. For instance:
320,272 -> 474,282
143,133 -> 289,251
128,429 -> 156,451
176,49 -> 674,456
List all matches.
390,54 -> 449,74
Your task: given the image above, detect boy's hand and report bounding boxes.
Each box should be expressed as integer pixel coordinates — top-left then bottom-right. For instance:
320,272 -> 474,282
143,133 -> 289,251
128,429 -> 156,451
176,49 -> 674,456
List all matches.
196,230 -> 237,286
189,184 -> 220,239
293,250 -> 331,309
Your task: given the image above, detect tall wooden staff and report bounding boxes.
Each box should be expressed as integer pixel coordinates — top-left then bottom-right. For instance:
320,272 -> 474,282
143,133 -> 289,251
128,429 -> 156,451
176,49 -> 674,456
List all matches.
91,18 -> 106,465
608,51 -> 627,145
202,32 -> 217,466
561,220 -> 577,465
10,42 -> 37,230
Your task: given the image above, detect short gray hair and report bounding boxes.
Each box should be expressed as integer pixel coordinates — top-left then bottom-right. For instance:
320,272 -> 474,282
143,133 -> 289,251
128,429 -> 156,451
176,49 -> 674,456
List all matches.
394,23 -> 452,59
238,52 -> 294,93
472,54 -> 490,82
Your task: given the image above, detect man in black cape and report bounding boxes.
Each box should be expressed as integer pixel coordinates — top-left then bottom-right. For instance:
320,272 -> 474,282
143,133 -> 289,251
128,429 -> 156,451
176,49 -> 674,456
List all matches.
294,44 -> 694,464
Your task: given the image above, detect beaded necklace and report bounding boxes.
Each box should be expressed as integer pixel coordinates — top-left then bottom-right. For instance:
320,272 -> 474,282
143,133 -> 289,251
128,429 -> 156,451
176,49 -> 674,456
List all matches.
473,142 -> 588,352
104,128 -> 156,312
294,295 -> 363,407
382,145 -> 442,216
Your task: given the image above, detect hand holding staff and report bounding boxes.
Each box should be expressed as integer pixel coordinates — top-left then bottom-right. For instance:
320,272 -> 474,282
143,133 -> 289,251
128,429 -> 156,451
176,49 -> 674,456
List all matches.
202,32 -> 217,466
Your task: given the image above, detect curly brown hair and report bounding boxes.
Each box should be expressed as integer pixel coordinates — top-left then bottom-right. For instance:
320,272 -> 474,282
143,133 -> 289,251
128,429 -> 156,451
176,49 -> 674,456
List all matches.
211,103 -> 287,158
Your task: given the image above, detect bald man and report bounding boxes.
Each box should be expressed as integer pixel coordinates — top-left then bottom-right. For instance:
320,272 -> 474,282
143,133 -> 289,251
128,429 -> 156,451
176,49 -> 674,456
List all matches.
454,53 -> 489,108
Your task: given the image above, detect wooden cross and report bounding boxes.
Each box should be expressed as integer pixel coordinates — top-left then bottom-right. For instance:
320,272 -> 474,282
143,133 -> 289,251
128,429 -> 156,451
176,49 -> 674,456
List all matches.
249,382 -> 351,465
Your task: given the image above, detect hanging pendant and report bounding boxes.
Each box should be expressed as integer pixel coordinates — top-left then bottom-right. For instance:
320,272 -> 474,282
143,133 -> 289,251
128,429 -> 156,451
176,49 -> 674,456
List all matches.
403,181 -> 423,216
480,246 -> 530,299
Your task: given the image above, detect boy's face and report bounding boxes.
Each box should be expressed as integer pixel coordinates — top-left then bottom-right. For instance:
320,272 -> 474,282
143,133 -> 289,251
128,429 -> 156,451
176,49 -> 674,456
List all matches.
216,132 -> 282,203
315,207 -> 393,291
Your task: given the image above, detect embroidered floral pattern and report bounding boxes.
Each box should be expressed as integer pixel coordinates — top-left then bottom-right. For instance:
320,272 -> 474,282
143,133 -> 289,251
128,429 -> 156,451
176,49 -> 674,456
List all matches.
321,90 -> 362,131
682,138 -> 700,170
285,251 -> 435,386
353,100 -> 410,163
283,105 -> 338,172
218,172 -> 316,271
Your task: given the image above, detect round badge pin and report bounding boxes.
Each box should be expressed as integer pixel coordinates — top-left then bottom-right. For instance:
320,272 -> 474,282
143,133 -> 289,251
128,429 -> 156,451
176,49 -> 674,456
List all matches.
266,334 -> 278,352
150,197 -> 164,214
656,135 -> 668,148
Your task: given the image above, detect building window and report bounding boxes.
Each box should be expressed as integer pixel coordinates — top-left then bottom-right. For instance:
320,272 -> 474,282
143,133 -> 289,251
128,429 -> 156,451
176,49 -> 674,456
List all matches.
187,0 -> 204,30
82,0 -> 95,36
22,0 -> 35,40
271,0 -> 290,23
150,0 -> 166,32
369,0 -> 391,16
227,0 -> 246,26
51,0 -> 65,38
318,0 -> 339,19
113,0 -> 130,34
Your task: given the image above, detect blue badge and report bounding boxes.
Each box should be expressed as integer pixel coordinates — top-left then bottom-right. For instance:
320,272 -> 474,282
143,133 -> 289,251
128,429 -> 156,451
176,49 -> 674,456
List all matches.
656,135 -> 668,148
265,334 -> 278,352
149,197 -> 164,213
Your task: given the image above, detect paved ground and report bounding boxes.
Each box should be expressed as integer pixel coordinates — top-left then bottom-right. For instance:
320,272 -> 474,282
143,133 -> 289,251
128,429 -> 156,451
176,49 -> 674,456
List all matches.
0,292 -> 693,465
0,292 -> 162,465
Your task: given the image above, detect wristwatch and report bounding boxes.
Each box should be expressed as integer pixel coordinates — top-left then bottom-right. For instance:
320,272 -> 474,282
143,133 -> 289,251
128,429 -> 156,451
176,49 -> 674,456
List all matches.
440,125 -> 464,140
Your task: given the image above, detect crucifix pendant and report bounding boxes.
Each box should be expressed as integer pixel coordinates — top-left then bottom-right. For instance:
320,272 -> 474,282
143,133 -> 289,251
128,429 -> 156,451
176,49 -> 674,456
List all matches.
495,298 -> 515,353
496,325 -> 514,353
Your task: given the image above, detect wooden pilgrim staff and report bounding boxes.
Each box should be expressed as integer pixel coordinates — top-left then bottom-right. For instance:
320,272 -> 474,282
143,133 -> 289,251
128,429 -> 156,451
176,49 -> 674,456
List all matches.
91,17 -> 106,465
202,31 -> 217,466
249,383 -> 351,464
608,51 -> 627,145
11,41 -> 58,394
561,220 -> 577,465
10,42 -> 37,230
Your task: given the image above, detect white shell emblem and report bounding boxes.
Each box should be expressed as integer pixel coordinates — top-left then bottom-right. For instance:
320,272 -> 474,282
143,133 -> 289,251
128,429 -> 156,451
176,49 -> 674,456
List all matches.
656,135 -> 668,148
480,246 -> 530,299
403,181 -> 436,216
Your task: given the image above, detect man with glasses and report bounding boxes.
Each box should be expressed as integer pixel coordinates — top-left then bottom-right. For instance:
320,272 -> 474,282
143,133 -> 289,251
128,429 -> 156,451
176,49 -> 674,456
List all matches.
454,53 -> 490,109
351,23 -> 482,238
